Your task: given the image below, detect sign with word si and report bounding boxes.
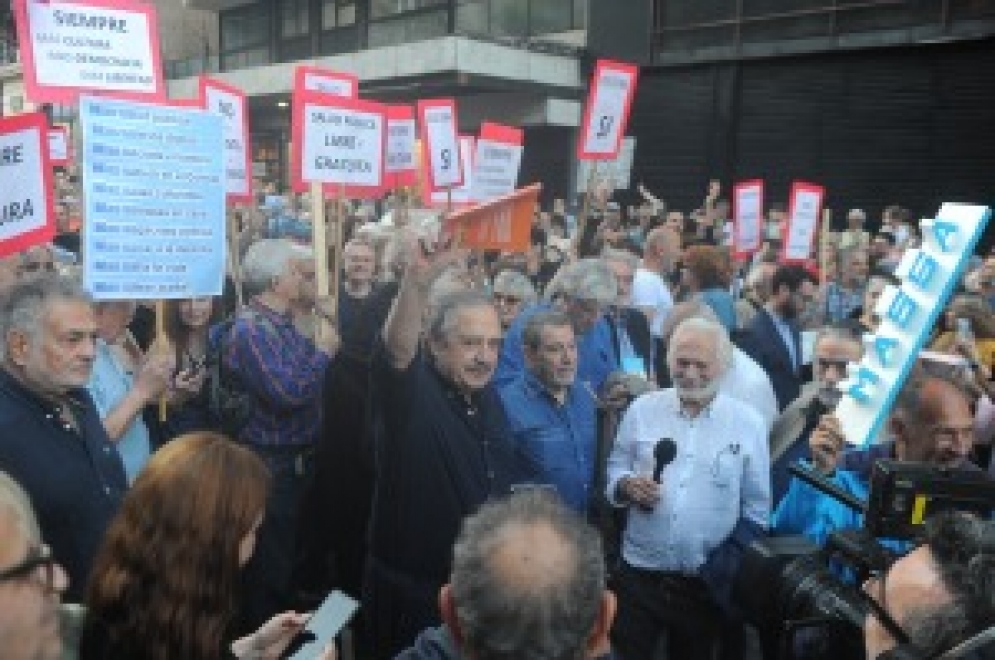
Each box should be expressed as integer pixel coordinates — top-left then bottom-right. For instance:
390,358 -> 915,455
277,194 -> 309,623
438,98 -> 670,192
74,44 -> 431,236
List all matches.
292,90 -> 385,198
295,65 -> 358,98
418,98 -> 462,190
425,136 -> 475,208
48,127 -> 71,166
576,136 -> 636,193
80,95 -> 226,299
0,113 -> 55,258
472,122 -> 523,203
577,59 -> 639,161
445,183 -> 540,253
14,0 -> 164,104
732,179 -> 764,258
781,181 -> 825,263
835,203 -> 992,447
199,77 -> 252,203
385,105 -> 416,188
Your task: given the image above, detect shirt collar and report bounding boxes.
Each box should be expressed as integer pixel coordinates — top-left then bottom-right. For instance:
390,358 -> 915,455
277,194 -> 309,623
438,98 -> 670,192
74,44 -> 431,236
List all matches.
0,366 -> 88,417
522,370 -> 576,406
664,388 -> 717,419
249,298 -> 295,327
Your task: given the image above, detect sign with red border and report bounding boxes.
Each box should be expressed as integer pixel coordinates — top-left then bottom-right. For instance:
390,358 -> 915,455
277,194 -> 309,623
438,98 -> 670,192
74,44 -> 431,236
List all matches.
732,179 -> 764,258
417,98 -> 463,190
577,59 -> 639,161
424,135 -> 474,208
14,0 -> 165,105
781,181 -> 826,264
472,122 -> 523,203
384,105 -> 417,188
0,112 -> 56,258
199,77 -> 252,203
47,127 -> 71,166
291,89 -> 386,199
294,65 -> 358,98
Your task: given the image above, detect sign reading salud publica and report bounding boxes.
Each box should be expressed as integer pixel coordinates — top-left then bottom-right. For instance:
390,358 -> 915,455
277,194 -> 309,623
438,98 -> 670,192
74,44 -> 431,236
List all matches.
0,112 -> 56,258
80,95 -> 226,299
835,203 -> 992,447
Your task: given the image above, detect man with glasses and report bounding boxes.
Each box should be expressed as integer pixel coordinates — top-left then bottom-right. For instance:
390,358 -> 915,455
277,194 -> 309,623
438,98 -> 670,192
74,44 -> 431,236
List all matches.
491,269 -> 537,333
18,245 -> 57,280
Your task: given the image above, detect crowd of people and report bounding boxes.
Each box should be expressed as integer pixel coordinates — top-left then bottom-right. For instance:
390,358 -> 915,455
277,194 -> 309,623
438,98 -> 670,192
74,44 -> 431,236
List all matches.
0,175 -> 994,660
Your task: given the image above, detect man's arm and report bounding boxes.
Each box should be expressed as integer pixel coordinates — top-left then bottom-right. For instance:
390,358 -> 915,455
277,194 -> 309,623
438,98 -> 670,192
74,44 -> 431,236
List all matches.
92,354 -> 172,441
229,322 -> 329,409
739,415 -> 772,529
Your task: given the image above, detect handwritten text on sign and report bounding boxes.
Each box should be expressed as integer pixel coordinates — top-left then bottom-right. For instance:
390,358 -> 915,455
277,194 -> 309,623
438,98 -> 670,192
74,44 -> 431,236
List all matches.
0,113 -> 54,257
781,181 -> 824,263
578,60 -> 639,160
419,99 -> 462,189
386,117 -> 416,173
201,78 -> 251,201
472,123 -> 523,203
733,180 -> 764,257
302,105 -> 384,188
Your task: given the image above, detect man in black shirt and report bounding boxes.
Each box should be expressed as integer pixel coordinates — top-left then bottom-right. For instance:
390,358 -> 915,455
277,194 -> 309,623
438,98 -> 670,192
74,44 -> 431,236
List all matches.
364,236 -> 538,659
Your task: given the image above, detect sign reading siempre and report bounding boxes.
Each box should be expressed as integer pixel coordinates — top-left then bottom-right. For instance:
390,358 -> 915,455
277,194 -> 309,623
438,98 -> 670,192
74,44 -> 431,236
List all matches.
835,203 -> 991,446
80,95 -> 226,299
295,65 -> 358,98
47,127 -> 70,166
576,136 -> 636,192
0,113 -> 55,257
444,183 -> 540,253
14,0 -> 164,104
577,59 -> 639,161
292,90 -> 385,199
781,181 -> 824,263
200,77 -> 252,202
385,105 -> 416,188
472,122 -> 523,203
418,98 -> 462,190
732,179 -> 764,258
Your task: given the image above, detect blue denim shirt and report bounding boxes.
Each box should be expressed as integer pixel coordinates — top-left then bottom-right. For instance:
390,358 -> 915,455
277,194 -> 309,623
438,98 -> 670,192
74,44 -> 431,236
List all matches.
498,371 -> 598,514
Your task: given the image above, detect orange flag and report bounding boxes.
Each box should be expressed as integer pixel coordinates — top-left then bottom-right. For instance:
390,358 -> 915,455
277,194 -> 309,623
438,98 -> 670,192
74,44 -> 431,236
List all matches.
444,183 -> 541,253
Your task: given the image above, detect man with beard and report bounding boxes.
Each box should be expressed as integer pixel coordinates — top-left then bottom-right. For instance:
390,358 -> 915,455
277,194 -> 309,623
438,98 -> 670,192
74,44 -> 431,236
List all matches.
606,317 -> 771,660
737,264 -> 818,411
768,323 -> 863,503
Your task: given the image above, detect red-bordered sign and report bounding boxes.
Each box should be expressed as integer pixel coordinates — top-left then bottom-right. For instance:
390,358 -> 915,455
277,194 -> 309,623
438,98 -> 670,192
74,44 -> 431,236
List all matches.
294,65 -> 359,99
384,105 -> 417,188
14,0 -> 165,105
424,135 -> 475,208
0,112 -> 56,257
417,98 -> 463,190
577,59 -> 639,161
199,77 -> 252,203
291,89 -> 386,199
47,127 -> 71,166
472,122 -> 524,203
781,181 -> 826,264
732,179 -> 764,259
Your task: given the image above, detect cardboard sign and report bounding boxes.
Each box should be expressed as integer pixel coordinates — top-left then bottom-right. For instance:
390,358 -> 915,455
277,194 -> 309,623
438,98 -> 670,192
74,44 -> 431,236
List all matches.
418,98 -> 462,190
425,135 -> 474,208
781,181 -> 825,263
576,136 -> 636,193
444,183 -> 540,253
292,90 -> 386,199
295,65 -> 358,98
0,112 -> 55,258
577,59 -> 639,160
835,203 -> 991,447
14,0 -> 164,104
199,77 -> 252,203
47,127 -> 70,166
79,95 -> 226,298
732,179 -> 764,258
385,105 -> 416,188
472,122 -> 523,203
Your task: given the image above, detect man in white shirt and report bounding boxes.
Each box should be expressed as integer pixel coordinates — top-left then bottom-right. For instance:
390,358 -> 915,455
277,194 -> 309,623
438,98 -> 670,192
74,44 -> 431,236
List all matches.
606,316 -> 771,660
630,226 -> 679,384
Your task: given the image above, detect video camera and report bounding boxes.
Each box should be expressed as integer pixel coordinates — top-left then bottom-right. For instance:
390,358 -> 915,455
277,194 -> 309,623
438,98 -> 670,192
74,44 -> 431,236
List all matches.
734,459 -> 995,660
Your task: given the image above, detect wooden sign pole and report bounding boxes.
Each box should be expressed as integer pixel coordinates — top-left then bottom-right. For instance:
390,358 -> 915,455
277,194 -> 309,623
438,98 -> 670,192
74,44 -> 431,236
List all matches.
310,182 -> 332,341
573,161 -> 600,257
156,300 -> 167,422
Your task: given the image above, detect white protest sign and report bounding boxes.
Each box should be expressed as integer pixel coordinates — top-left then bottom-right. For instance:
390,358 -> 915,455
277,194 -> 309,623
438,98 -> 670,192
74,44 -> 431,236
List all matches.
781,181 -> 824,263
14,0 -> 164,104
418,99 -> 462,190
48,127 -> 70,166
472,122 -> 523,203
80,96 -> 226,299
0,113 -> 55,257
386,107 -> 416,174
576,136 -> 636,192
296,65 -> 358,98
733,179 -> 764,257
578,59 -> 639,160
428,136 -> 475,207
835,203 -> 991,447
200,77 -> 251,202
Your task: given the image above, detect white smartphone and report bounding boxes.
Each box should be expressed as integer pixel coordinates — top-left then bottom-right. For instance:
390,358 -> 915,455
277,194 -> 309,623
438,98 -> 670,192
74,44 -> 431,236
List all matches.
282,590 -> 359,660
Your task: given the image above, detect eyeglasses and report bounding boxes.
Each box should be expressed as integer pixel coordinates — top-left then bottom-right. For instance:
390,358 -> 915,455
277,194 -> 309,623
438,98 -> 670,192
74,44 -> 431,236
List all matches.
20,261 -> 56,274
493,294 -> 522,307
929,424 -> 975,445
860,571 -> 911,646
0,544 -> 62,593
815,358 -> 851,374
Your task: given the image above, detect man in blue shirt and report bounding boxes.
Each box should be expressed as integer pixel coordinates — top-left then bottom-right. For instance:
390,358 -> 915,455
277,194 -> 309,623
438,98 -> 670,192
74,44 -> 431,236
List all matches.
499,310 -> 598,515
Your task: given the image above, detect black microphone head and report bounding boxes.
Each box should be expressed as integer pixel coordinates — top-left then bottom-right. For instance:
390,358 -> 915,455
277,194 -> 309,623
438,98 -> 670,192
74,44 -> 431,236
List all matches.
652,439 -> 676,482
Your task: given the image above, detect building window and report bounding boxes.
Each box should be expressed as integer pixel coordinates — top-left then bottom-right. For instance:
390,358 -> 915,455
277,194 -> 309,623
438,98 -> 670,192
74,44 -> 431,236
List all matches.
368,8 -> 448,46
323,0 -> 357,29
456,0 -> 582,38
221,5 -> 271,70
370,0 -> 447,20
281,0 -> 310,38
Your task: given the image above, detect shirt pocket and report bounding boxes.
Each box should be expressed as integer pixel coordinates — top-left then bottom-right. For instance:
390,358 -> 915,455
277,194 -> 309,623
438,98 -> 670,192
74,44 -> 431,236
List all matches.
520,425 -> 578,474
708,445 -> 744,490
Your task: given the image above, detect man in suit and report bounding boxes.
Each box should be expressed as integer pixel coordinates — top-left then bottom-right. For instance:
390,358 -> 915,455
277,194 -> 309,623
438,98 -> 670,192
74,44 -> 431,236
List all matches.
736,264 -> 818,411
603,248 -> 653,379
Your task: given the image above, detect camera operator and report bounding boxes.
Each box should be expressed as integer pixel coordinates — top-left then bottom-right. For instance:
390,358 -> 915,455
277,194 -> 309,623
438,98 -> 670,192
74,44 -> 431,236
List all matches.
863,512 -> 995,659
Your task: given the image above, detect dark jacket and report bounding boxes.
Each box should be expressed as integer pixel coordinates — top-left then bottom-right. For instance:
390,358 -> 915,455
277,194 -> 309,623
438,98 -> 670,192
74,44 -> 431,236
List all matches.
394,625 -> 619,660
736,307 -> 802,411
607,308 -> 654,378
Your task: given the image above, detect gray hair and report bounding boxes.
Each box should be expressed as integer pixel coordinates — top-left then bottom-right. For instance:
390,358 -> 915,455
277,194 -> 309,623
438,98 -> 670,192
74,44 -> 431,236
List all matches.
666,316 -> 734,372
545,259 -> 616,304
0,276 -> 91,362
523,311 -> 573,351
451,489 -> 606,660
601,247 -> 639,273
493,270 -> 537,305
0,471 -> 40,543
241,239 -> 301,297
426,289 -> 495,343
814,323 -> 864,351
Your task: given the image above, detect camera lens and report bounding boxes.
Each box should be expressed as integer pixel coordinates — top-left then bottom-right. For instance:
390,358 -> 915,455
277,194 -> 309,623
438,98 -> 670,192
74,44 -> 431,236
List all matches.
778,555 -> 868,629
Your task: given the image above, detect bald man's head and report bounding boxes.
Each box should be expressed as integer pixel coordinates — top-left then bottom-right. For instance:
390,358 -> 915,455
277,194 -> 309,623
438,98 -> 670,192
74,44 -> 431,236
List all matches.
890,375 -> 975,467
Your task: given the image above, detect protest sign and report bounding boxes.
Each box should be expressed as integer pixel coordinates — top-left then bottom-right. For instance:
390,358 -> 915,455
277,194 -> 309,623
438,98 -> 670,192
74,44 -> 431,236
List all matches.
732,179 -> 764,258
444,183 -> 540,253
199,77 -> 252,203
295,65 -> 358,98
0,113 -> 55,258
835,203 -> 991,447
577,59 -> 639,160
418,98 -> 462,190
425,136 -> 474,208
576,136 -> 636,192
292,90 -> 386,198
48,127 -> 71,166
385,105 -> 417,188
781,181 -> 825,264
80,95 -> 226,299
472,122 -> 523,203
14,0 -> 164,104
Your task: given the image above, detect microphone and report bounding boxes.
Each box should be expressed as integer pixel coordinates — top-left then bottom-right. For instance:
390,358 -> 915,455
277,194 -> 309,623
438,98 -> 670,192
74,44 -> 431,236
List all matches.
652,438 -> 677,483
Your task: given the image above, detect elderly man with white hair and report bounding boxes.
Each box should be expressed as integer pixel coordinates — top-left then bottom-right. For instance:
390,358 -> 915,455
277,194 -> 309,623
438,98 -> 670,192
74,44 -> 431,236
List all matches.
491,269 -> 537,332
606,315 -> 771,660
